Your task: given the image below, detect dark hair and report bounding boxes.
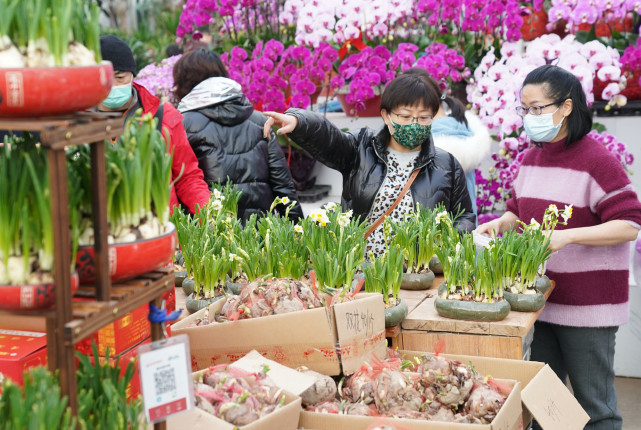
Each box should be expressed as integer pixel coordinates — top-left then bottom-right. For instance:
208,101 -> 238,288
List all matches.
165,43 -> 183,58
522,65 -> 592,147
173,48 -> 228,100
380,74 -> 440,116
403,68 -> 468,127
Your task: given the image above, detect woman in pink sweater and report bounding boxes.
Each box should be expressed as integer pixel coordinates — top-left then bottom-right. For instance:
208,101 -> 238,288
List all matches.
477,65 -> 641,430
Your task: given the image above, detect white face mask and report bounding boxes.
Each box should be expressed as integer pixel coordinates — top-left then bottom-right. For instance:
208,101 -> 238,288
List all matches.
523,107 -> 564,143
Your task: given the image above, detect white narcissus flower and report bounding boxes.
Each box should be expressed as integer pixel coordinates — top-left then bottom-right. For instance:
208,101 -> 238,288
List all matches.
562,205 -> 573,223
325,202 -> 339,212
213,189 -> 222,198
229,253 -> 237,261
529,218 -> 541,230
281,196 -> 290,205
295,225 -> 304,233
548,204 -> 559,217
212,199 -> 223,210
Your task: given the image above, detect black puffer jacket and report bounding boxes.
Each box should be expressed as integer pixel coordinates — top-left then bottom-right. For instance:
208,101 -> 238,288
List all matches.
180,84 -> 303,222
286,109 -> 475,230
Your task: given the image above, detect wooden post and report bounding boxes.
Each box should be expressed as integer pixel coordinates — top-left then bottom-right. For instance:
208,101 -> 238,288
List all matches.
91,140 -> 112,302
47,148 -> 78,413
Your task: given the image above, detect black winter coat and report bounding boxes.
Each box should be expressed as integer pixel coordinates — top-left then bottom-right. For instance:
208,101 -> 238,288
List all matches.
286,109 -> 475,230
182,94 -> 303,222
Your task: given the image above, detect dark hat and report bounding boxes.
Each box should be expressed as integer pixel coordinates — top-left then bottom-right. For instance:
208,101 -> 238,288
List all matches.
100,35 -> 137,75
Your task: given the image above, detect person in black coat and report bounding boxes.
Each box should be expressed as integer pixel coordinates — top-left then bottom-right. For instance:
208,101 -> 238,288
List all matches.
173,49 -> 303,222
264,74 -> 475,257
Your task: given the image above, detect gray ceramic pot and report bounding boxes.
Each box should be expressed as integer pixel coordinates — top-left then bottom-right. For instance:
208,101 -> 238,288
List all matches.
401,271 -> 436,290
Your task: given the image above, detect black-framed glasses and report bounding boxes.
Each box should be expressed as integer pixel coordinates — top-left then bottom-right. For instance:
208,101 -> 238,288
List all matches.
390,111 -> 433,126
515,103 -> 558,117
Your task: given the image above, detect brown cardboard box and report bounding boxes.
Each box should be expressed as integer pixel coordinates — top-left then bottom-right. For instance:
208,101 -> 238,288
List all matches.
227,351 -> 523,430
171,293 -> 387,376
401,350 -> 590,430
165,351 -> 302,430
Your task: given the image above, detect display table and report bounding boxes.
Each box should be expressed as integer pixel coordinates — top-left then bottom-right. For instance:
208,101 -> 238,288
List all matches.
393,277 -> 554,360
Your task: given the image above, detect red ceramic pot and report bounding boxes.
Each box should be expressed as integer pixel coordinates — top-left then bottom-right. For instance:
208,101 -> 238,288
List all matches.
0,63 -> 113,118
593,71 -> 641,102
0,272 -> 79,311
76,223 -> 177,284
520,8 -> 549,42
336,93 -> 382,117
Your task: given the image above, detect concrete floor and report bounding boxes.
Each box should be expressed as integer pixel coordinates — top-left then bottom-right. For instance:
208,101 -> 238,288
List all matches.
174,286 -> 641,427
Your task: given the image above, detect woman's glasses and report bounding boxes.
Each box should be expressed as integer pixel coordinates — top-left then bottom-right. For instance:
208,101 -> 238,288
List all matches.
390,112 -> 433,125
515,102 -> 558,116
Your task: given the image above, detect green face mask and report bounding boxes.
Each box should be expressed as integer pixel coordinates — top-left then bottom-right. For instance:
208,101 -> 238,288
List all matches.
102,79 -> 133,109
389,119 -> 431,150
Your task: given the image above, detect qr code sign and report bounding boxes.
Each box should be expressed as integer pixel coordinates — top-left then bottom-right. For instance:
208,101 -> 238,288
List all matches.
154,367 -> 176,396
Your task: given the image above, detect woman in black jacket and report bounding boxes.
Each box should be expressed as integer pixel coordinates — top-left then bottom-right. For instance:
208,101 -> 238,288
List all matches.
173,49 -> 303,222
264,74 -> 475,256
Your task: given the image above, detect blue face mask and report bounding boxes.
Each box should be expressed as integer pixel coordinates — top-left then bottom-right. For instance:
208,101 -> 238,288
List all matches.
523,107 -> 564,142
102,78 -> 133,109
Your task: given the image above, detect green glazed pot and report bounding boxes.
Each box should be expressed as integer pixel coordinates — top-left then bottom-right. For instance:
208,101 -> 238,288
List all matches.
185,293 -> 225,314
401,271 -> 436,290
385,298 -> 409,327
503,290 -> 546,312
174,270 -> 188,289
435,283 -> 510,322
535,275 -> 552,294
428,256 -> 443,274
182,278 -> 195,297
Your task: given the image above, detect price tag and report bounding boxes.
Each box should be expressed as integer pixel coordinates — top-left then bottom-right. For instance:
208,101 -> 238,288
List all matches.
138,334 -> 194,422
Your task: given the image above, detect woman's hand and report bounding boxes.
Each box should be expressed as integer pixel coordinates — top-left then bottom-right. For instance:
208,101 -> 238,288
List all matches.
474,211 -> 519,238
546,230 -> 571,253
263,111 -> 298,139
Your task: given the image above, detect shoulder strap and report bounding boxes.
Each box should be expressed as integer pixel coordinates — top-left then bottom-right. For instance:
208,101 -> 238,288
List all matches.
364,169 -> 420,238
154,103 -> 165,133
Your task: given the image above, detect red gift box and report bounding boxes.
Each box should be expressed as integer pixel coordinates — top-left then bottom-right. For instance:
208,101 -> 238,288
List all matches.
0,329 -> 48,385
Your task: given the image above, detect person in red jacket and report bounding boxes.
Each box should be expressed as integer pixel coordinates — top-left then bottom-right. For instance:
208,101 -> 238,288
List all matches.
97,35 -> 211,215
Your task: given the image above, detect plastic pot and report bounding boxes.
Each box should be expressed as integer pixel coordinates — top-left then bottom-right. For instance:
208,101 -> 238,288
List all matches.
401,271 -> 435,290
0,63 -> 113,118
428,256 -> 443,274
185,292 -> 225,314
76,223 -> 177,284
385,298 -> 408,327
435,283 -> 510,322
0,272 -> 79,311
535,275 -> 552,294
503,290 -> 546,312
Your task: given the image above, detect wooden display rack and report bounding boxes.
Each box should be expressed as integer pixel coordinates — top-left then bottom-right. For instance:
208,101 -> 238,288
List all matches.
394,277 -> 554,360
0,113 -> 173,429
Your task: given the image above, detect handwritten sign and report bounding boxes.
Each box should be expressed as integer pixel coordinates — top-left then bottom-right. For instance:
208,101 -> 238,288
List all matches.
343,308 -> 375,337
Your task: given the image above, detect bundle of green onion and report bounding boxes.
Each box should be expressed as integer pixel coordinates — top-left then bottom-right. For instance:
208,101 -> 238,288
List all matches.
0,0 -> 101,68
0,134 -> 82,285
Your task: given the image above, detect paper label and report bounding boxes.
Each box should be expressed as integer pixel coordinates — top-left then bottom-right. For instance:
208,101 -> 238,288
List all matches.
138,334 -> 194,422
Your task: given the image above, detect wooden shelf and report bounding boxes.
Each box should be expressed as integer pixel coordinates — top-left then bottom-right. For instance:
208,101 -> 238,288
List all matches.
3,113 -> 169,429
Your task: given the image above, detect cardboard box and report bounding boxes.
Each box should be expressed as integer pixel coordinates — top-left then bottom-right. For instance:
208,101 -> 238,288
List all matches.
165,351 -> 302,430
400,350 -> 590,430
226,351 -> 523,430
0,329 -> 47,385
172,293 -> 387,376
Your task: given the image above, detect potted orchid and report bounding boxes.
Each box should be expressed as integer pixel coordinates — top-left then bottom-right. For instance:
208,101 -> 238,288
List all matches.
134,54 -> 182,106
222,40 -> 338,112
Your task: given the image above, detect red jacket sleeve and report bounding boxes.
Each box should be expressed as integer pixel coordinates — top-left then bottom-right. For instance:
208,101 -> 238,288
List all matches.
162,103 -> 211,214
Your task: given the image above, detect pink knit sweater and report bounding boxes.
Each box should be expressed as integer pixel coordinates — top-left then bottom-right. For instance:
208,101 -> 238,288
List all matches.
506,135 -> 641,327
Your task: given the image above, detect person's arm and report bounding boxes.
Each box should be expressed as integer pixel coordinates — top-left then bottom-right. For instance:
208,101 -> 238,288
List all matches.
548,220 -> 639,252
263,109 -> 359,175
166,120 -> 211,213
265,134 -> 304,221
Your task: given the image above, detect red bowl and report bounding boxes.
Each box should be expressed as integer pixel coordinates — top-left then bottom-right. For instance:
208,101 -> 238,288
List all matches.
76,223 -> 177,284
0,63 -> 113,118
0,272 -> 79,311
